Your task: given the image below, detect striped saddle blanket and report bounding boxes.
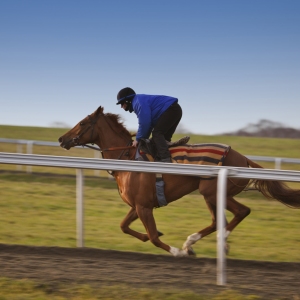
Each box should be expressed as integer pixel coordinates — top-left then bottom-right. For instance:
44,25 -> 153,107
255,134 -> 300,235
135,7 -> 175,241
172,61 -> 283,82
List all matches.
142,143 -> 231,166
170,143 -> 230,166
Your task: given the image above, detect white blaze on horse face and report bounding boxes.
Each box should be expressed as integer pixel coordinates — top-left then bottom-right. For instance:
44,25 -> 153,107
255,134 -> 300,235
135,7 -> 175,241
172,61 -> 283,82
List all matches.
183,232 -> 202,249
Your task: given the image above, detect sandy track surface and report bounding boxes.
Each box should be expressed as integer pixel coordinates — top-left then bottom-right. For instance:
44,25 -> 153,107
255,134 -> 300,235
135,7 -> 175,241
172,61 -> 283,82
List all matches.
0,243 -> 299,299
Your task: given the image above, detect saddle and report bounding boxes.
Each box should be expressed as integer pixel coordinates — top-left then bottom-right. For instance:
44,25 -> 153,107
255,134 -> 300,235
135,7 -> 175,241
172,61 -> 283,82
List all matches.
139,136 -> 190,160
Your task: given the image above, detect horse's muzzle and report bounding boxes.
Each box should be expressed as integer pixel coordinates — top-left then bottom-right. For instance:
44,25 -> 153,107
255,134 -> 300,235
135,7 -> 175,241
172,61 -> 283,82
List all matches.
58,136 -> 72,150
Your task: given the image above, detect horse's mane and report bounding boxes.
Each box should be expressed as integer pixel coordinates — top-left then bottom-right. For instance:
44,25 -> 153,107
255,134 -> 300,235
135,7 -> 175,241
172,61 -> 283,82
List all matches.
105,113 -> 132,137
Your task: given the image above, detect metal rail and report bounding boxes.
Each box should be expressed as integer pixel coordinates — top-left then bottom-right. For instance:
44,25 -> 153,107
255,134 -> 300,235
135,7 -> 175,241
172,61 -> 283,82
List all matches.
1,152 -> 300,181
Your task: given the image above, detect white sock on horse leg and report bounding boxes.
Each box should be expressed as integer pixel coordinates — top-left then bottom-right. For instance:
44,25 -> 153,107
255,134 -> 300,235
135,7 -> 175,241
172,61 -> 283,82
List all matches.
183,232 -> 202,249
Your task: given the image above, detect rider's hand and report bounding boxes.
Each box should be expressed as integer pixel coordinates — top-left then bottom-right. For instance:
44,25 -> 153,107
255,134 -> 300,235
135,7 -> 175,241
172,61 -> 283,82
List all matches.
132,140 -> 139,147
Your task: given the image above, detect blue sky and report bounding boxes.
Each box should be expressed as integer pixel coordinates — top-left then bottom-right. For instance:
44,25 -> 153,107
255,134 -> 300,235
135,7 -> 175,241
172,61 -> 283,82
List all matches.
0,0 -> 299,135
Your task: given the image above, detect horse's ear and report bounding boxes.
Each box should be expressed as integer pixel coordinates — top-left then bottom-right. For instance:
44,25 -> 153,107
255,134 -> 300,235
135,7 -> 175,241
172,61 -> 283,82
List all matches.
96,106 -> 104,115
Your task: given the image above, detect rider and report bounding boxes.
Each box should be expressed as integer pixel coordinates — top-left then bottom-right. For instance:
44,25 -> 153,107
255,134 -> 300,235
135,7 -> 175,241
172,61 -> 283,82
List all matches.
116,87 -> 182,163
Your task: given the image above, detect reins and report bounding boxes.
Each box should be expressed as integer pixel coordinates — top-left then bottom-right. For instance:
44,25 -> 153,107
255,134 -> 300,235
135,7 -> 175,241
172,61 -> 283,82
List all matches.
81,142 -> 135,176
82,143 -> 136,161
103,145 -> 135,152
82,143 -> 135,153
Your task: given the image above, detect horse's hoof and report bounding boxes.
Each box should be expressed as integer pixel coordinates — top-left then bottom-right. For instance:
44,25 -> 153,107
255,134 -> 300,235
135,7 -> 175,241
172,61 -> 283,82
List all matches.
183,246 -> 196,257
187,247 -> 196,257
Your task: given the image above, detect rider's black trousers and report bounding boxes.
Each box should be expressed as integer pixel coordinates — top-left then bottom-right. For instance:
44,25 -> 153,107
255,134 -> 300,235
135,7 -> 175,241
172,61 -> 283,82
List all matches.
152,102 -> 182,160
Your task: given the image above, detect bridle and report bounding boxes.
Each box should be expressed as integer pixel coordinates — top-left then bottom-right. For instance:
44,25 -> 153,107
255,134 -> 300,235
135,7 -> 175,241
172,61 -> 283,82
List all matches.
72,113 -> 136,160
73,115 -> 98,146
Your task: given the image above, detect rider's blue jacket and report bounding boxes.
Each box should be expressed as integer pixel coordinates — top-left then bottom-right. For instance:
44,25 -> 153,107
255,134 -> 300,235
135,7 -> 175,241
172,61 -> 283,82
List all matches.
132,94 -> 178,141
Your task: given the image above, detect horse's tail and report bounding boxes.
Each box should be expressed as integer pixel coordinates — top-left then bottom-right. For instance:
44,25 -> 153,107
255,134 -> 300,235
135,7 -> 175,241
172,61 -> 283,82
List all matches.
246,157 -> 300,209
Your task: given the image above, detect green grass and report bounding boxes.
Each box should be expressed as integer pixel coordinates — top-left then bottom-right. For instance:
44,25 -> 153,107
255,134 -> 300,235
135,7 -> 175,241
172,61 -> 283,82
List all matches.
0,172 -> 300,262
0,277 -> 261,300
0,125 -> 69,142
187,133 -> 300,158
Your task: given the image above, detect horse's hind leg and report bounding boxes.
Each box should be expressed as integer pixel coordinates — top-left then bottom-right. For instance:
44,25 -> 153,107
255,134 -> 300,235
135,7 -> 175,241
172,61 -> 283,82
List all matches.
217,196 -> 251,254
183,195 -> 251,254
182,196 -> 228,253
225,196 -> 251,236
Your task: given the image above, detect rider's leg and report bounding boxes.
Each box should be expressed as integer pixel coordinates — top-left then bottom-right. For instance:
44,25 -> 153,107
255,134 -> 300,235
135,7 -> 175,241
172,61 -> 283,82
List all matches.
152,102 -> 182,162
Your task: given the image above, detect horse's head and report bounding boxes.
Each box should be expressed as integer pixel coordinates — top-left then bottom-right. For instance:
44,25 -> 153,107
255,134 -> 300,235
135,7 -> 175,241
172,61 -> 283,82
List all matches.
59,106 -> 104,150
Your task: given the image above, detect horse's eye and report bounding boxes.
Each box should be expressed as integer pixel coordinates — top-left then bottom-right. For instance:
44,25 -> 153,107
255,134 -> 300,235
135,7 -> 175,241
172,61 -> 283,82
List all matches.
80,122 -> 84,126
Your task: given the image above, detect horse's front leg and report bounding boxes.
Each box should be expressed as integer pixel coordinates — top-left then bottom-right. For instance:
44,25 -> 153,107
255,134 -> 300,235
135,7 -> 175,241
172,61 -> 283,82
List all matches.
136,205 -> 189,257
120,207 -> 149,242
120,207 -> 164,242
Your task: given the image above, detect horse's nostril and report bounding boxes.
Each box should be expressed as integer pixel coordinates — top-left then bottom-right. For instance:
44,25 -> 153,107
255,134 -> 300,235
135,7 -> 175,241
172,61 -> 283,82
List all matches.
58,137 -> 63,143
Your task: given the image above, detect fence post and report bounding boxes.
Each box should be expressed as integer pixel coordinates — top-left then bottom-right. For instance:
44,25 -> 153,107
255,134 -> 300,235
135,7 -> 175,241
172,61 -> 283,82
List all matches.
76,169 -> 84,247
16,144 -> 23,171
94,150 -> 101,176
217,168 -> 228,286
26,141 -> 33,173
275,158 -> 282,170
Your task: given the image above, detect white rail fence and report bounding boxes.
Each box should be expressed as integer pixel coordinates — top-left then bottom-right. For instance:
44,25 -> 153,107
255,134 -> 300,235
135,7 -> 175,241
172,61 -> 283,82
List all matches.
1,152 -> 300,286
1,138 -> 300,170
0,138 -> 103,175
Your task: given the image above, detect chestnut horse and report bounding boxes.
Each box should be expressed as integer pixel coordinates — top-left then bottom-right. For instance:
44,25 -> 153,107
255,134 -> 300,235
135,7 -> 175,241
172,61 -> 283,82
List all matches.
58,106 -> 300,257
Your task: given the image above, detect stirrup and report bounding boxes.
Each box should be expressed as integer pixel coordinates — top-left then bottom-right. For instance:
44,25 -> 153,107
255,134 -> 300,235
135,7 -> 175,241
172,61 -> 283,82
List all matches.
166,136 -> 190,148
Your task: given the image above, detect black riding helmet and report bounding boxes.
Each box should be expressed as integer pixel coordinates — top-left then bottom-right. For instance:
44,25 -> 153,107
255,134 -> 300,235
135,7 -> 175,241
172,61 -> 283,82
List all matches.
116,87 -> 136,104
116,87 -> 136,112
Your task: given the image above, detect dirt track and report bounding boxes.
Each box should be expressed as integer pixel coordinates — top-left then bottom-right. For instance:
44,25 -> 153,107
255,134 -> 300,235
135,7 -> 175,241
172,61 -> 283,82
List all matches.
0,243 -> 299,299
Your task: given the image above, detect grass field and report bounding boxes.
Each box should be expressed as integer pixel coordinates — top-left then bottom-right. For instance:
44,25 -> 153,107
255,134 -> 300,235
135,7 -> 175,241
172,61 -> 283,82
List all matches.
1,125 -> 300,299
1,124 -> 300,261
1,172 -> 300,262
0,277 -> 259,300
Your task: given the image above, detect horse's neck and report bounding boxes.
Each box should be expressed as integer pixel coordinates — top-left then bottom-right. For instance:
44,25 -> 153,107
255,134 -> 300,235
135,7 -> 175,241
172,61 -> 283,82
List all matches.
95,117 -> 132,160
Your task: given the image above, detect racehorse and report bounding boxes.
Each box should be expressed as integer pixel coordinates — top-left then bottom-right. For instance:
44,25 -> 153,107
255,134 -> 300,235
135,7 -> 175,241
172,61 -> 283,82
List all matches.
58,106 -> 300,257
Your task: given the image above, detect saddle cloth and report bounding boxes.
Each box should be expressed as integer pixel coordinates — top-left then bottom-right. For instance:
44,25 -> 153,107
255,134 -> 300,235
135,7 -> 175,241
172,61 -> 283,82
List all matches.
170,143 -> 231,166
141,143 -> 231,166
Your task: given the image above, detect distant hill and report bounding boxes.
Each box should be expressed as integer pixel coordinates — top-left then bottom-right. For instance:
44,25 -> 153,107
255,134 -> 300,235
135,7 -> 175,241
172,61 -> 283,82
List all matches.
223,119 -> 300,139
